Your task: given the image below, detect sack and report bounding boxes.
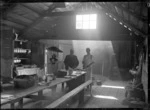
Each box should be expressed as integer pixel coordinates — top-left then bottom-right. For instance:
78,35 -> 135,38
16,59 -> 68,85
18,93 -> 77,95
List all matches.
14,75 -> 35,89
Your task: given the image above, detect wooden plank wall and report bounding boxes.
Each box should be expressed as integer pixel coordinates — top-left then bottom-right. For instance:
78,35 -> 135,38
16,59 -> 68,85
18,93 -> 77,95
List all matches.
1,30 -> 14,78
111,41 -> 134,68
31,41 -> 45,68
141,37 -> 148,103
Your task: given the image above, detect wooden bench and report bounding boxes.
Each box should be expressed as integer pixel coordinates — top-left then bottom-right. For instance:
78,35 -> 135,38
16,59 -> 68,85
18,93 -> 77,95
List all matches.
45,80 -> 93,108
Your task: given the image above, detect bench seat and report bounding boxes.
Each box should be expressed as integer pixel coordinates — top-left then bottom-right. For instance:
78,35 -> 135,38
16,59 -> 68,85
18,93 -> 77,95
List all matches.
45,80 -> 93,108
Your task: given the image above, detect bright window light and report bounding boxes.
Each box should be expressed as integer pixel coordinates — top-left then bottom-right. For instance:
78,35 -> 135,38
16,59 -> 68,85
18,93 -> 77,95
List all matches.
76,14 -> 97,29
94,95 -> 118,100
101,85 -> 125,89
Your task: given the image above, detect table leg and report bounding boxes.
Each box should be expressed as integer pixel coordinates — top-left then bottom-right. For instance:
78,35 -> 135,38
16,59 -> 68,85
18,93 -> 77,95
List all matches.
10,103 -> 15,108
38,90 -> 43,97
52,85 -> 57,95
18,98 -> 23,108
89,84 -> 93,97
78,89 -> 84,105
62,83 -> 65,90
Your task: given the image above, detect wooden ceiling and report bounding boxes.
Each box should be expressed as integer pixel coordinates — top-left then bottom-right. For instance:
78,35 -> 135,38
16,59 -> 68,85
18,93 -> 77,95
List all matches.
0,1 -> 148,40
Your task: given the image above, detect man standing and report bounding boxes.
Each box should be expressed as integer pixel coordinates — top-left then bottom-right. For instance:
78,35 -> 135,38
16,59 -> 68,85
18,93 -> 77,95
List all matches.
64,49 -> 79,91
64,49 -> 79,71
82,48 -> 94,81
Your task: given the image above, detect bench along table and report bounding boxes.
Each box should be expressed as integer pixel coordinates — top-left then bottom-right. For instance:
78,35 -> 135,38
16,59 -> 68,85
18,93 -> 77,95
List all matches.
1,71 -> 86,109
45,80 -> 93,108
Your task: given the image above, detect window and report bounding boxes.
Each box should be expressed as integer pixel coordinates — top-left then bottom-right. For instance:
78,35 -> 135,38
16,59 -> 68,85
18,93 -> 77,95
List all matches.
76,14 -> 97,29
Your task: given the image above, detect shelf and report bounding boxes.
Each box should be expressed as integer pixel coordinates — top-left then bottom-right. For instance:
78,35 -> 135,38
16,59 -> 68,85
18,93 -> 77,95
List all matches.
14,39 -> 28,42
14,53 -> 27,54
14,58 -> 29,60
14,48 -> 30,50
14,40 -> 31,66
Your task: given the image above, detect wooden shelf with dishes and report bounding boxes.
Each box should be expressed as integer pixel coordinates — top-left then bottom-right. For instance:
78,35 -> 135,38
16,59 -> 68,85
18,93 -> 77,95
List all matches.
13,40 -> 31,66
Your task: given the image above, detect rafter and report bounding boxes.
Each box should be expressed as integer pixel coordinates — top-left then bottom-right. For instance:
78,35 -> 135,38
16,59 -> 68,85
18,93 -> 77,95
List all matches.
112,3 -> 148,23
7,13 -> 32,24
98,3 -> 147,38
19,4 -> 56,38
21,3 -> 42,15
46,11 -> 76,16
128,2 -> 130,23
0,19 -> 25,29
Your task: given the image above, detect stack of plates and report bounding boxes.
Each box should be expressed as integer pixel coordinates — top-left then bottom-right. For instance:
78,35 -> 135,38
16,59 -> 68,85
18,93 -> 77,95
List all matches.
64,76 -> 75,79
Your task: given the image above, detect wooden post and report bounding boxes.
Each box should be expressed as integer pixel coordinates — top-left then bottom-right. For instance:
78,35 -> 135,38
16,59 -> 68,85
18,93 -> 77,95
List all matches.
134,41 -> 137,65
78,90 -> 84,106
38,90 -> 43,97
62,83 -> 65,90
10,103 -> 15,108
102,61 -> 104,77
78,74 -> 85,106
90,84 -> 93,97
52,85 -> 57,95
18,98 -> 23,108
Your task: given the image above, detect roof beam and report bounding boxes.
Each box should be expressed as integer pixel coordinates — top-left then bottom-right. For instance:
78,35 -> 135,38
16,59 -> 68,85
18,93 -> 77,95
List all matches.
7,13 -> 32,24
46,11 -> 76,16
0,19 -> 25,29
46,9 -> 103,17
19,3 -> 57,38
112,3 -> 148,23
25,33 -> 140,41
21,3 -> 42,15
98,3 -> 147,38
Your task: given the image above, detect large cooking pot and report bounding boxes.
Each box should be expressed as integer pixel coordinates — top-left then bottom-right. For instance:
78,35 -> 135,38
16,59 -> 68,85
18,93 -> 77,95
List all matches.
14,75 -> 35,89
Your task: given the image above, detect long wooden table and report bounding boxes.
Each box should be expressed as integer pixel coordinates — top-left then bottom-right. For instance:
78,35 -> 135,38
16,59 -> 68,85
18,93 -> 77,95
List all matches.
1,72 -> 86,108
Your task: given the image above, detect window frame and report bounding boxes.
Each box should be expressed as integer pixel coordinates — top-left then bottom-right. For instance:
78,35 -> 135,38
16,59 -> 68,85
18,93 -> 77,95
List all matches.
76,14 -> 97,30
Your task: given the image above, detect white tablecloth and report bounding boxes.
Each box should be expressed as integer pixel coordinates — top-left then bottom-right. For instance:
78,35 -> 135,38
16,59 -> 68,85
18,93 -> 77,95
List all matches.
17,68 -> 40,76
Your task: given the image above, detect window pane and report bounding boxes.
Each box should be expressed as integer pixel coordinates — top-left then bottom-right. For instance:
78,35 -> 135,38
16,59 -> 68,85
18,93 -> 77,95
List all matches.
76,21 -> 82,29
83,15 -> 89,21
89,21 -> 96,29
83,21 -> 89,29
76,15 -> 82,21
90,14 -> 97,21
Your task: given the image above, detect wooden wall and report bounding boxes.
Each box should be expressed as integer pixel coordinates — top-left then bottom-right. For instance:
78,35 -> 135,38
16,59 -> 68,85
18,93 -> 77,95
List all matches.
31,41 -> 45,68
51,13 -> 132,41
1,30 -> 14,78
141,37 -> 148,103
112,41 -> 134,69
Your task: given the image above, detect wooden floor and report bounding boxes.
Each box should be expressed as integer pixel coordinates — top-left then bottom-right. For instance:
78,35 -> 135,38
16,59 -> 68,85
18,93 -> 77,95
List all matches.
2,74 -> 146,109
81,80 -> 128,108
